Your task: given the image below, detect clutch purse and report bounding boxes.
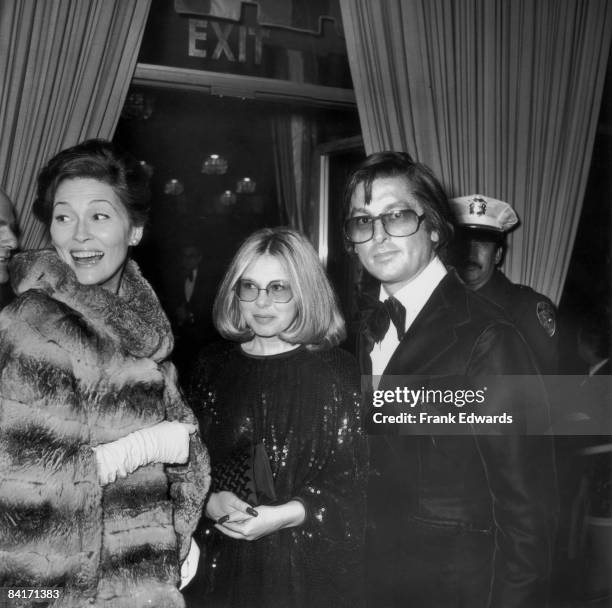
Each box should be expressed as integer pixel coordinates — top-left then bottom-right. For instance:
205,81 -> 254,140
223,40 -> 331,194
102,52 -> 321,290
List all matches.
212,442 -> 277,506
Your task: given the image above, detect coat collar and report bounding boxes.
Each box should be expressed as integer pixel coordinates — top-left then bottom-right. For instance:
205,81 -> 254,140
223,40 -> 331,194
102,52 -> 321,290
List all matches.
360,272 -> 473,376
10,249 -> 173,361
477,269 -> 511,302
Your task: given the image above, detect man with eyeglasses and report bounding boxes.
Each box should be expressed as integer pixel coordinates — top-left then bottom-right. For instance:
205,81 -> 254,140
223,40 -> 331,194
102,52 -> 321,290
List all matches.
0,188 -> 18,309
343,152 -> 557,607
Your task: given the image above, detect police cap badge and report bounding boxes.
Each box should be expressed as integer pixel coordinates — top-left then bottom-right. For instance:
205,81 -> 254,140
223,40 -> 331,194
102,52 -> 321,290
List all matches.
449,195 -> 519,234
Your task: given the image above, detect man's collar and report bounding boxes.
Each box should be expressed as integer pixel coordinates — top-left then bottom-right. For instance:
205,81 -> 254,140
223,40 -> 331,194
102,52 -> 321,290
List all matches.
379,256 -> 447,310
590,358 -> 610,376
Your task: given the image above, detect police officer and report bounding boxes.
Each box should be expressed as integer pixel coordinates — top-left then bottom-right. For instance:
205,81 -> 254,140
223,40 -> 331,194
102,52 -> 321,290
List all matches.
450,194 -> 558,374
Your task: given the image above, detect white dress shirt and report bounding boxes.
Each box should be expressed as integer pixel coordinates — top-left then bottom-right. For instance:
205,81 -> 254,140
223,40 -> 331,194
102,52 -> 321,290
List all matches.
371,256 -> 447,384
184,268 -> 198,303
589,357 -> 610,376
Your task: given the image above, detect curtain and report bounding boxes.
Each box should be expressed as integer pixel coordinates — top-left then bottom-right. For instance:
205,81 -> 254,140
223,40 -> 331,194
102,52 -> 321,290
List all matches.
271,50 -> 318,236
0,0 -> 151,250
272,113 -> 316,233
340,0 -> 612,304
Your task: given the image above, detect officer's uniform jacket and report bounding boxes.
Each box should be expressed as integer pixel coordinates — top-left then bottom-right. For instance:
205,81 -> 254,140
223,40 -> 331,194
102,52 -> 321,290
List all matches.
478,269 -> 558,374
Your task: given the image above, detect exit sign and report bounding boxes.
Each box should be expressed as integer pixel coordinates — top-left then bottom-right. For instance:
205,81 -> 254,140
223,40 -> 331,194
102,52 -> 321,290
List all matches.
189,19 -> 271,64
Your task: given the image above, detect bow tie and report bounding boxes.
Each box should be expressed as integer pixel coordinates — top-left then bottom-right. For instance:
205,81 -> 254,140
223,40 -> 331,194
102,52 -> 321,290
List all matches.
364,296 -> 406,345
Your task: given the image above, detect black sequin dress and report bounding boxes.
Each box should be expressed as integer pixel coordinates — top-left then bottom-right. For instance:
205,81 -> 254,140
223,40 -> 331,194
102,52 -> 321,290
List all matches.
186,341 -> 368,608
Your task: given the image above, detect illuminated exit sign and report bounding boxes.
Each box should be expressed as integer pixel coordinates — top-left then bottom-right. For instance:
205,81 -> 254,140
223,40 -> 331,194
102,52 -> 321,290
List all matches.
188,19 -> 270,64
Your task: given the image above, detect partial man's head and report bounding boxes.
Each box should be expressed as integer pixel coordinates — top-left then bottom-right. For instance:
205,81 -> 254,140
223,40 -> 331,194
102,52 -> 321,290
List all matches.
449,195 -> 518,291
343,152 -> 454,295
0,189 -> 18,283
180,243 -> 203,277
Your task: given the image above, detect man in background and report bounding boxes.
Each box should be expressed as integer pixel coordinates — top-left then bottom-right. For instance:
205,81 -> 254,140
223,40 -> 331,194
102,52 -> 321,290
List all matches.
167,241 -> 219,374
450,194 -> 558,374
0,189 -> 18,309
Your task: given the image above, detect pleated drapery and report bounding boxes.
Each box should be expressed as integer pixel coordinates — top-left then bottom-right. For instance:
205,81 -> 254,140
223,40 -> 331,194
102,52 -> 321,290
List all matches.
0,0 -> 151,250
272,112 -> 317,234
271,50 -> 318,236
340,0 -> 612,303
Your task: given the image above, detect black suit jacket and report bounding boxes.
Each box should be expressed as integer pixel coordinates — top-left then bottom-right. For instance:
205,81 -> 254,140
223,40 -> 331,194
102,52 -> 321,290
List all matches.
164,267 -> 220,371
361,272 -> 558,607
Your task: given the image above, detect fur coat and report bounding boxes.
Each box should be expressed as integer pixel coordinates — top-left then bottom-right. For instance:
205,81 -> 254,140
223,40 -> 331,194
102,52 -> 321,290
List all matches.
0,250 -> 210,608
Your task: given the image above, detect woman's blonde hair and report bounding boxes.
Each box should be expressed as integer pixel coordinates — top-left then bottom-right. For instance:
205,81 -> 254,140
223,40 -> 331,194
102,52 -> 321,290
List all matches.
213,227 -> 346,350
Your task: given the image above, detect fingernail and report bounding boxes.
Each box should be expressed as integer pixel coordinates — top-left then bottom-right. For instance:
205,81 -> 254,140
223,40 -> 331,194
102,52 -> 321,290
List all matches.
217,515 -> 229,524
246,507 -> 258,517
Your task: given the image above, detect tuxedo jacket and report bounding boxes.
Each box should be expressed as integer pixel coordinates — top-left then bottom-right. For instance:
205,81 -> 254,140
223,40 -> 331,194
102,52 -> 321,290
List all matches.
165,267 -> 220,339
360,272 -> 558,607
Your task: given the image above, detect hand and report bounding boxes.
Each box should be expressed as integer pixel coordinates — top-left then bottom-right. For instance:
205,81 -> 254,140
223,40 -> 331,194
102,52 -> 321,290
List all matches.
94,441 -> 129,485
205,491 -> 257,523
214,500 -> 306,541
135,420 -> 197,465
93,421 -> 197,485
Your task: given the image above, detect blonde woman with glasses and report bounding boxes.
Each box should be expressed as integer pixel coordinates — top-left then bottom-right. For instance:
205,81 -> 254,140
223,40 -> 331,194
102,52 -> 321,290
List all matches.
185,227 -> 367,608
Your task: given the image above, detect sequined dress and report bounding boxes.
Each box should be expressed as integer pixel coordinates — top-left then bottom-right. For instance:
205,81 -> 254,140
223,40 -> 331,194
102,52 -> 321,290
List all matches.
186,341 -> 368,608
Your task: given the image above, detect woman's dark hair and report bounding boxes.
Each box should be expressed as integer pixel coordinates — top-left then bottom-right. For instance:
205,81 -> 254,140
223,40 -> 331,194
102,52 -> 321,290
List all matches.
33,139 -> 150,227
343,151 -> 455,261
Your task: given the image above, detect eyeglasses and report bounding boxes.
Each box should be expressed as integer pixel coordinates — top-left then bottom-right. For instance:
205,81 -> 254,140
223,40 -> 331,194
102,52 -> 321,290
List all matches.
343,209 -> 425,244
235,279 -> 294,303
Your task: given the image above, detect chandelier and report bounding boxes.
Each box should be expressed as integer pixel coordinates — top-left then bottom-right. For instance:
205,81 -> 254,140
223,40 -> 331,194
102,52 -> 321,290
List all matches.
219,190 -> 237,207
236,177 -> 256,194
121,92 -> 154,120
202,154 -> 228,175
164,178 -> 184,195
139,160 -> 154,178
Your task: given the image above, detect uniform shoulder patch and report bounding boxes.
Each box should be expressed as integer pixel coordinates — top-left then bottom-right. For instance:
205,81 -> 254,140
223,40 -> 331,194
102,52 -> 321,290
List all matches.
536,301 -> 556,337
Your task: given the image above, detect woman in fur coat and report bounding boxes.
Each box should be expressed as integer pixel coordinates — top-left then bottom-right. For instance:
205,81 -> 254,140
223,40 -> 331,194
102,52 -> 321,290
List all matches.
0,140 -> 210,607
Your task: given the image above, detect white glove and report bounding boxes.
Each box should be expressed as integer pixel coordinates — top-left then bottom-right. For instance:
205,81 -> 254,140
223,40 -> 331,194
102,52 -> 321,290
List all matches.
180,538 -> 200,590
93,420 -> 195,485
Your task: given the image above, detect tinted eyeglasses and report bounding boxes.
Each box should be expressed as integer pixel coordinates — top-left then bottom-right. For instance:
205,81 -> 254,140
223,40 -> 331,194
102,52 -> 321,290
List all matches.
344,209 -> 425,244
235,279 -> 294,303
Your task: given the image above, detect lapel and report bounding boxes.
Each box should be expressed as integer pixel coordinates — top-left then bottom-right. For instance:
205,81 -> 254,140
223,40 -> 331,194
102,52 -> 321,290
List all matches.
356,288 -> 379,376
383,273 -> 472,376
358,332 -> 373,376
184,267 -> 205,308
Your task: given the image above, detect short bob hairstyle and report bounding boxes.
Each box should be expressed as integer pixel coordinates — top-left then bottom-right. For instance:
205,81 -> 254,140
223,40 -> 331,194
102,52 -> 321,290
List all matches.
343,151 -> 454,262
33,139 -> 150,228
213,227 -> 346,350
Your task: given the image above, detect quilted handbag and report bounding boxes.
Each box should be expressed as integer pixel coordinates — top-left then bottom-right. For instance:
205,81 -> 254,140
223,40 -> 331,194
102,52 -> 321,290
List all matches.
212,442 -> 277,506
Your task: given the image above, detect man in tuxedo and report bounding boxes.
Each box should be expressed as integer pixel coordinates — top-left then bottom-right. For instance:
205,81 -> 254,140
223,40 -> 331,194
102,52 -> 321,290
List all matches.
168,242 -> 218,374
0,189 -> 18,309
344,152 -> 558,607
449,194 -> 559,374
